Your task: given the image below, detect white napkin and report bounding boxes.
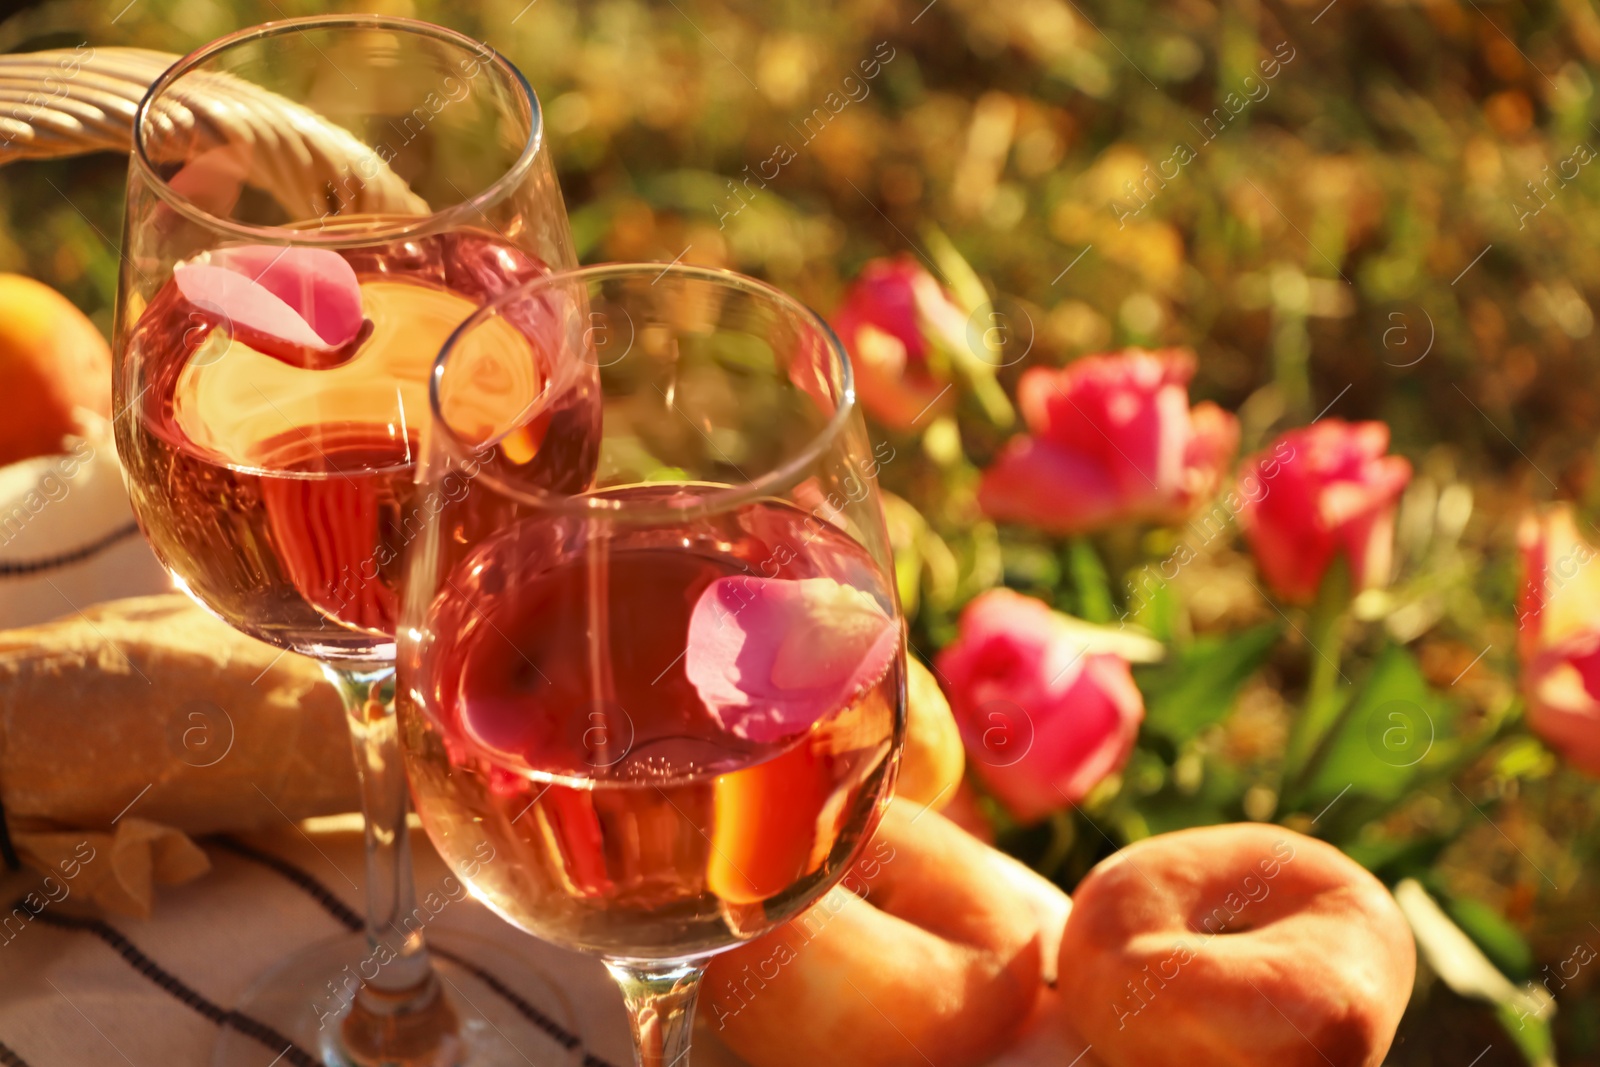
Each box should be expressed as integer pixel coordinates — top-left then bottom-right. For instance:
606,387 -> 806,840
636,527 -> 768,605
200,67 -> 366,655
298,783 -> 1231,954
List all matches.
0,420 -> 170,630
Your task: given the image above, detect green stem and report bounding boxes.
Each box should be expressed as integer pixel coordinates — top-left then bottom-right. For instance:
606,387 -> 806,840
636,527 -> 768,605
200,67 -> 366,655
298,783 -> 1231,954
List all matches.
1305,606 -> 1344,718
1067,536 -> 1114,624
1281,559 -> 1351,793
920,225 -> 1018,430
965,370 -> 1017,429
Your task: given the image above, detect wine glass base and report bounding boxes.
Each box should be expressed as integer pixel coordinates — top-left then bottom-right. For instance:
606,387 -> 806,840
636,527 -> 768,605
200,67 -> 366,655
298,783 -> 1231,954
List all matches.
210,929 -> 583,1067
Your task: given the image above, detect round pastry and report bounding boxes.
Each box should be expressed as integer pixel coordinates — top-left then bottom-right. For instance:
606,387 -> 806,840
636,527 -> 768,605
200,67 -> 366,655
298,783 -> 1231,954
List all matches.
1057,823 -> 1415,1067
702,797 -> 1052,1067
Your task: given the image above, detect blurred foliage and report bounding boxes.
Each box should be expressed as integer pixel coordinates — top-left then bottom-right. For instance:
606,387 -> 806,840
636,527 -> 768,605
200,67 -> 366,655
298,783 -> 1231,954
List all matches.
4,0 -> 1600,1061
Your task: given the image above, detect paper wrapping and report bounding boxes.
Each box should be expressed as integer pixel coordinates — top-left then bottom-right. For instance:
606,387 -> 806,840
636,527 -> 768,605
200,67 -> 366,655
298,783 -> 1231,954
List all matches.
0,595 -> 359,915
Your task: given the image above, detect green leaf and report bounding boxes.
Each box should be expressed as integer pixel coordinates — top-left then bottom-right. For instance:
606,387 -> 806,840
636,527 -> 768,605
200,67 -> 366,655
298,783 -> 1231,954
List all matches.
567,199 -> 612,260
924,225 -> 991,317
706,330 -> 777,373
1283,686 -> 1352,789
1343,832 -> 1455,882
893,545 -> 922,620
1394,878 -> 1555,1065
1443,894 -> 1535,982
1297,644 -> 1459,807
921,226 -> 1017,428
1067,537 -> 1114,623
1496,1001 -> 1557,1067
1129,575 -> 1180,643
1133,757 -> 1248,835
999,539 -> 1060,591
1138,623 -> 1282,744
1494,735 -> 1558,781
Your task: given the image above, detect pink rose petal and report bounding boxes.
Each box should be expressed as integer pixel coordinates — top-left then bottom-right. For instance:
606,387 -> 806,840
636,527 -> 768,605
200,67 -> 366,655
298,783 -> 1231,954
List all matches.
686,576 -> 899,743
174,264 -> 328,348
173,245 -> 366,369
208,245 -> 364,347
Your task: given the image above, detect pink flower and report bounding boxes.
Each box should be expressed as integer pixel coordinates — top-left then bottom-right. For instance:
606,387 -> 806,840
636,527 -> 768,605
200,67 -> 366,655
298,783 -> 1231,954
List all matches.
173,245 -> 366,369
832,257 -> 961,431
1517,506 -> 1600,776
977,349 -> 1240,534
1236,420 -> 1412,604
685,576 -> 900,743
936,589 -> 1144,823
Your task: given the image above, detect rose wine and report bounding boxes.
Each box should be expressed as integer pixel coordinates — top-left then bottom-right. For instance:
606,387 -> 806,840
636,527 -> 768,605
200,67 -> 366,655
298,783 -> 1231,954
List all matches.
117,230 -> 595,661
401,494 -> 905,958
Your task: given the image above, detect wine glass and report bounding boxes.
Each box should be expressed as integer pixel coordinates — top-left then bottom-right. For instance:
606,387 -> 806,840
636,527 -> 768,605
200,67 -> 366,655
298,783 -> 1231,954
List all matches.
397,263 -> 908,1066
112,16 -> 590,1067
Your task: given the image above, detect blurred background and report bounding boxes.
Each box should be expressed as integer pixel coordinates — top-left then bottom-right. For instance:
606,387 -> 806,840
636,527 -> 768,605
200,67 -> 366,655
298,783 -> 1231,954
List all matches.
2,0 -> 1597,1062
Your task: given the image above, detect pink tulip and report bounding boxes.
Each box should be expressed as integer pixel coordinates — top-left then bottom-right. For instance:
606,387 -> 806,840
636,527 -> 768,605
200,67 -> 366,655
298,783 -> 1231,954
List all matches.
1517,506 -> 1600,776
1235,420 -> 1412,604
978,349 -> 1239,534
936,589 -> 1144,823
832,257 -> 961,431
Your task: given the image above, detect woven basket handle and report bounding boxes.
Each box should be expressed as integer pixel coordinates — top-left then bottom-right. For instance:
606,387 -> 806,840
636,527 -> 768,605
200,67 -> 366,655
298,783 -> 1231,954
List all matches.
0,46 -> 426,217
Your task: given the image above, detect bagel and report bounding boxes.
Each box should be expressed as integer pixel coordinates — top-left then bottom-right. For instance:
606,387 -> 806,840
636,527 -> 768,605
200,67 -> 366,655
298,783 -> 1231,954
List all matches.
1057,823 -> 1415,1067
701,797 -> 1052,1067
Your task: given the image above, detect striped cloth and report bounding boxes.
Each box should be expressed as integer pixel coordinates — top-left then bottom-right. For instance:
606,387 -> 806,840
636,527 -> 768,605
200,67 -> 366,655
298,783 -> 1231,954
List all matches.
0,822 -> 663,1067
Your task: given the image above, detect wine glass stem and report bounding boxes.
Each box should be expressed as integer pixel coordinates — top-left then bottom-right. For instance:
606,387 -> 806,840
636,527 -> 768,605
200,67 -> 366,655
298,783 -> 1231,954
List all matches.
325,663 -> 435,995
605,959 -> 706,1067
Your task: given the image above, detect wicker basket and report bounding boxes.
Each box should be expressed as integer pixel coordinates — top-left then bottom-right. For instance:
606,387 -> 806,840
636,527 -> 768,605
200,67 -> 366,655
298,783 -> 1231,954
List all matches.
0,46 -> 424,215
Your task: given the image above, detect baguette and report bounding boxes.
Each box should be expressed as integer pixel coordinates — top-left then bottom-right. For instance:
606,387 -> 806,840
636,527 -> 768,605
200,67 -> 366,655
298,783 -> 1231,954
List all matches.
0,594 -> 356,833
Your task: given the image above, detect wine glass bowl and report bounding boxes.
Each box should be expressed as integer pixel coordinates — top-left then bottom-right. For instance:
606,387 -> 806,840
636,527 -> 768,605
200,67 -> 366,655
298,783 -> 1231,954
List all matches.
402,491 -> 905,959
109,16 -> 584,1067
115,16 -> 574,664
400,264 -> 907,1063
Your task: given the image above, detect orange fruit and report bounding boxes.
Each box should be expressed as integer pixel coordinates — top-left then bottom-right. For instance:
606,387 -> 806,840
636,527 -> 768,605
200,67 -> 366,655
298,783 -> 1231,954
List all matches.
0,275 -> 110,465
